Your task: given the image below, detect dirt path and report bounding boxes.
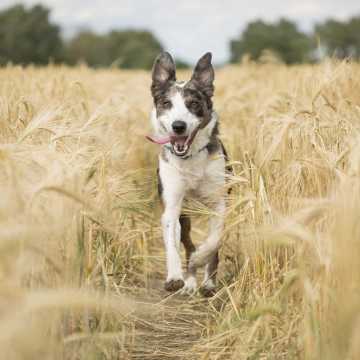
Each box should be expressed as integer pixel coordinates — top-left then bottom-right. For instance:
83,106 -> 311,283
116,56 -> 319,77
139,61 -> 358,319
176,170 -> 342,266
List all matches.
127,277 -> 211,359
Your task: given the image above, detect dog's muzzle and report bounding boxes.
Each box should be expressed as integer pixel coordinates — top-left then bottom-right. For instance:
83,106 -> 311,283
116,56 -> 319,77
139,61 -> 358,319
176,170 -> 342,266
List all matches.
146,125 -> 201,158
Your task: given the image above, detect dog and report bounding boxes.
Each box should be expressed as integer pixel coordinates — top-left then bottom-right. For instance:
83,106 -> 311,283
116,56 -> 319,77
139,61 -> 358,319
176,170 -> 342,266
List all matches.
147,52 -> 230,296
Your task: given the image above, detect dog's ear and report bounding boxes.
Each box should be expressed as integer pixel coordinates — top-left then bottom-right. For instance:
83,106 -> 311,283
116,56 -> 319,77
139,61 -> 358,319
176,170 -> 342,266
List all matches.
190,52 -> 214,97
152,52 -> 176,87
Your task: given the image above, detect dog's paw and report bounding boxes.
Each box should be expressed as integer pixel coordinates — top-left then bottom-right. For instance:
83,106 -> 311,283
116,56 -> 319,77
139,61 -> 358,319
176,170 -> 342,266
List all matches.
180,276 -> 197,295
199,280 -> 217,297
164,278 -> 185,292
199,285 -> 217,297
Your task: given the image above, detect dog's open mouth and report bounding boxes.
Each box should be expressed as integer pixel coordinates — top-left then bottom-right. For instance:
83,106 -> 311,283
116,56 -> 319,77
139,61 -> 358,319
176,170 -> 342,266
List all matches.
146,129 -> 199,157
170,135 -> 190,156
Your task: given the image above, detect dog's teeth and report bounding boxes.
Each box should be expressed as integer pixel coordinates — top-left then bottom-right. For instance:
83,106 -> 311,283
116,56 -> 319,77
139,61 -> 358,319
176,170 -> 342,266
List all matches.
173,143 -> 189,156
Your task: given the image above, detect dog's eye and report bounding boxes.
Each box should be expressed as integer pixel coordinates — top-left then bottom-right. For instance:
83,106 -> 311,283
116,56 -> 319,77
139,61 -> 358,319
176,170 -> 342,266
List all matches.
190,101 -> 200,110
162,100 -> 172,108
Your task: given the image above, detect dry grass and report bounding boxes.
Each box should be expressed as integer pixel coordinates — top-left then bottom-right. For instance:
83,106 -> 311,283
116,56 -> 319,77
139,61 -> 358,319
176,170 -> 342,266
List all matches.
1,60 -> 360,359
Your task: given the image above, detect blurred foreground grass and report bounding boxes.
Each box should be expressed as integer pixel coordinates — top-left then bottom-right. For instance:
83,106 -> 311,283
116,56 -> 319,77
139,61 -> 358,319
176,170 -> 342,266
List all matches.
1,61 -> 360,359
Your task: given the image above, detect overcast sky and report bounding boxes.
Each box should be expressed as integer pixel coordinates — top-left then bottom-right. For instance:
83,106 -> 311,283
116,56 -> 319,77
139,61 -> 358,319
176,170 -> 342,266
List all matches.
1,0 -> 360,64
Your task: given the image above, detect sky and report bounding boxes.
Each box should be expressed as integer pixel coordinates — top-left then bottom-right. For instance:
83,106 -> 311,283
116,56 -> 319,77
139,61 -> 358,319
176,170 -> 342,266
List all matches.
1,0 -> 359,64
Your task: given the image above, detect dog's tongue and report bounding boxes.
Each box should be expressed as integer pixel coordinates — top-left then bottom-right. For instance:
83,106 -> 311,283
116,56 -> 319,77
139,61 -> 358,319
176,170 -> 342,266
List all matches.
171,136 -> 187,146
146,135 -> 187,145
145,135 -> 171,145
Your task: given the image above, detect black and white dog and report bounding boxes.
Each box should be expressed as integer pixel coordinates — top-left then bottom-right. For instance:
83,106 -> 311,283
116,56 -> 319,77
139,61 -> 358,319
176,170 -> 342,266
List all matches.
148,52 -> 229,296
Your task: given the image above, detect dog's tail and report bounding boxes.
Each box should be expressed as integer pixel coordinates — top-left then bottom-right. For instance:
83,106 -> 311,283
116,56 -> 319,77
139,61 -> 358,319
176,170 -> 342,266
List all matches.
188,237 -> 220,270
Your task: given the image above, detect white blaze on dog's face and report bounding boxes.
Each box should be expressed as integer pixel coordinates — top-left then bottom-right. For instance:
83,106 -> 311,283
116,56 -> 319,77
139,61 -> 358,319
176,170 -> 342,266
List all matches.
150,52 -> 215,157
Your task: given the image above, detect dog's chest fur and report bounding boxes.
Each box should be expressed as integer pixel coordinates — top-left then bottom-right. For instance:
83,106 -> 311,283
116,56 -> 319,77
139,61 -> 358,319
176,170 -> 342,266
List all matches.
159,143 -> 226,206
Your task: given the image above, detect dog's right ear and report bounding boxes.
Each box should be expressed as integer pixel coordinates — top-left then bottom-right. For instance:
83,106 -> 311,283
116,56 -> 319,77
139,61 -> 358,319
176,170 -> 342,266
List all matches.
152,52 -> 176,87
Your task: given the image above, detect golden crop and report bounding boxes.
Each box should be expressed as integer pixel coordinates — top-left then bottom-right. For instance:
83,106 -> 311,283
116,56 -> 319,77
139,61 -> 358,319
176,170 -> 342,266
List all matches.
1,61 -> 360,359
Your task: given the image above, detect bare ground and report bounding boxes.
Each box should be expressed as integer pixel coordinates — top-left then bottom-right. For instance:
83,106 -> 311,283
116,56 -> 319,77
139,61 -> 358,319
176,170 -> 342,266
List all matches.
119,255 -> 225,359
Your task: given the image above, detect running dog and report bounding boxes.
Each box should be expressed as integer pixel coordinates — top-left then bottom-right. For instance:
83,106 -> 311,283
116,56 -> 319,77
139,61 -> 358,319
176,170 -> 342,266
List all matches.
147,52 -> 229,296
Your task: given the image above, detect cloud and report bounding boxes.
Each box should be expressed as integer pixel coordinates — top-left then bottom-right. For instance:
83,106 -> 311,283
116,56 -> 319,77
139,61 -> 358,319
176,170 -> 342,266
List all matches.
1,0 -> 359,63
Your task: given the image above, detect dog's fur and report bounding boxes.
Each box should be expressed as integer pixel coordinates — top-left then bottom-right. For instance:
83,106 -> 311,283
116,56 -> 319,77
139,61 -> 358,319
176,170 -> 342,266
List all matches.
150,52 -> 229,296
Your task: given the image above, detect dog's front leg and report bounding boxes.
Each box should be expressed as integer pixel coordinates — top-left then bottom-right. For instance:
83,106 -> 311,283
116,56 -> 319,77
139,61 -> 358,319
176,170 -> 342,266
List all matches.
162,198 -> 184,291
160,164 -> 185,292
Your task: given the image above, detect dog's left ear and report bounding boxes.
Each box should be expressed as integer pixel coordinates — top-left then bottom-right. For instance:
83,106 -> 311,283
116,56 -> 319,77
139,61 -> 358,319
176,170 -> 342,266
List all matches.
190,52 -> 214,97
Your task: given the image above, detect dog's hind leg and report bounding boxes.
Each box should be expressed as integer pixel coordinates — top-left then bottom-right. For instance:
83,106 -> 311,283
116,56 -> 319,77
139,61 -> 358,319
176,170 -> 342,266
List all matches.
179,215 -> 195,267
200,251 -> 219,297
179,215 -> 197,294
190,199 -> 225,297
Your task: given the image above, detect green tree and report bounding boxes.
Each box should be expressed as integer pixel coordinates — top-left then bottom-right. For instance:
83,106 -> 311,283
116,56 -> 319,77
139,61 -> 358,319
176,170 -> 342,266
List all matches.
230,19 -> 312,64
315,16 -> 360,59
65,30 -> 110,66
66,29 -> 163,69
106,30 -> 162,69
175,59 -> 190,69
0,4 -> 63,65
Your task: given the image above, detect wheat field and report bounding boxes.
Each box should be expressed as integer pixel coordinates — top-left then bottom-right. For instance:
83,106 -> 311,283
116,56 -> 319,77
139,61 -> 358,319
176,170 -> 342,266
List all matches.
1,60 -> 360,359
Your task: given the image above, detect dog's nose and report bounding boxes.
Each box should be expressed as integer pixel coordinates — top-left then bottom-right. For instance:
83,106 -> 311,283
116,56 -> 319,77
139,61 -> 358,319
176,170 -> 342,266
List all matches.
172,120 -> 187,134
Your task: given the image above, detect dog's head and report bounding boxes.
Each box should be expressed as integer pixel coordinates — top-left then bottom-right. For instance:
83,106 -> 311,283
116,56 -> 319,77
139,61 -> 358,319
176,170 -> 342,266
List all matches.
149,52 -> 215,157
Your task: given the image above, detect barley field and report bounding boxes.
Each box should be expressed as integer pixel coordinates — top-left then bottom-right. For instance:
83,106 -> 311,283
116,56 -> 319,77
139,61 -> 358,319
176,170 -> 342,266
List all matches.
1,60 -> 360,359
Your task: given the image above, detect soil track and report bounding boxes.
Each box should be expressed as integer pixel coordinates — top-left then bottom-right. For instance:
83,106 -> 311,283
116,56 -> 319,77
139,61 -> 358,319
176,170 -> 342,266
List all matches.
127,277 -> 211,359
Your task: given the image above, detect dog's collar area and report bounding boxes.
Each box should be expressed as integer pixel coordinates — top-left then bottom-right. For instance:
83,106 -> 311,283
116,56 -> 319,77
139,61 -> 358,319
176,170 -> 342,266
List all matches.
164,143 -> 209,160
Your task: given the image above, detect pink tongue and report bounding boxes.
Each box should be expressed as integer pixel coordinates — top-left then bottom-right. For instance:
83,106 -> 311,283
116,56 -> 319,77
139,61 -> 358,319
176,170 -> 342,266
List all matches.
146,135 -> 188,146
173,136 -> 187,146
145,135 -> 171,145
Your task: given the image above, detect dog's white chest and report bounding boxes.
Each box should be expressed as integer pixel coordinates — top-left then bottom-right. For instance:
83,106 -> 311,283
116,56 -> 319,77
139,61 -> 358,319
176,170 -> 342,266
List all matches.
159,149 -> 226,206
179,154 -> 208,190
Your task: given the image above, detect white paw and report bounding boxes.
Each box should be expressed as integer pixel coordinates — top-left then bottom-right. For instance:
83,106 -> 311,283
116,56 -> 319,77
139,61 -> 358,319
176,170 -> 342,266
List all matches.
166,273 -> 184,282
180,276 -> 197,295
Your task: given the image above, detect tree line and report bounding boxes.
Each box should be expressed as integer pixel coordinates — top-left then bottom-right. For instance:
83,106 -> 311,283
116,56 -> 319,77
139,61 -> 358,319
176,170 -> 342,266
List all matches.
0,4 -> 359,68
230,18 -> 360,64
0,4 -> 164,69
